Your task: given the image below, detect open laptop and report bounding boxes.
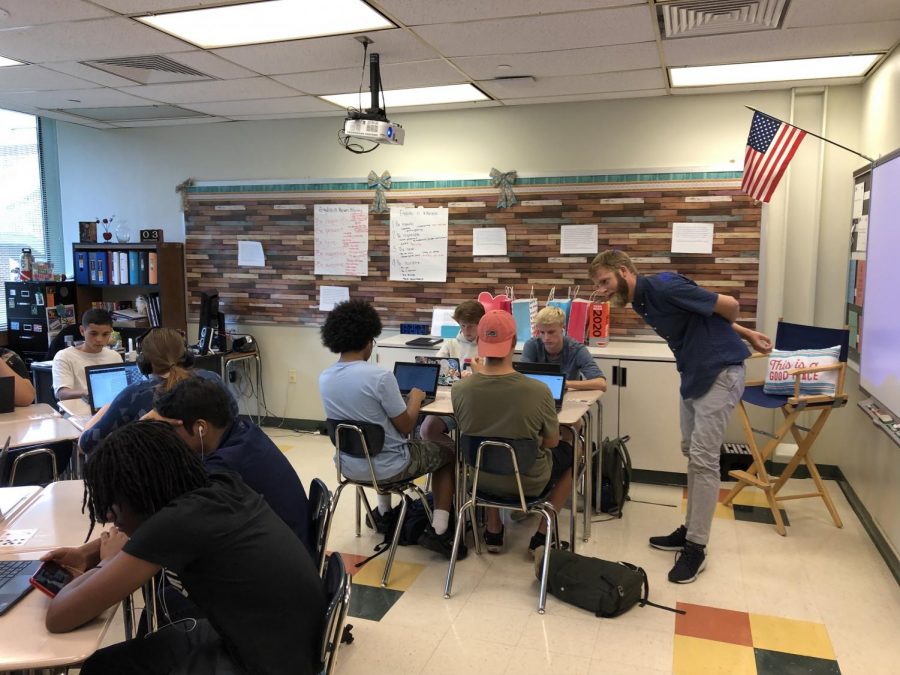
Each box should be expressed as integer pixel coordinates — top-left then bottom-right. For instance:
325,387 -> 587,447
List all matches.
414,356 -> 463,386
84,362 -> 145,414
513,362 -> 563,375
0,559 -> 40,615
522,372 -> 567,411
393,362 -> 441,405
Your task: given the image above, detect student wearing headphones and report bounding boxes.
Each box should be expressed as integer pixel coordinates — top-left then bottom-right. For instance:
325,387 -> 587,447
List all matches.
79,327 -> 221,455
41,421 -> 325,675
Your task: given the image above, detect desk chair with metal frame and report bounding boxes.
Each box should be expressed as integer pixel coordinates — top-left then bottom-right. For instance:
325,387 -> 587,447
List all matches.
319,552 -> 352,675
0,436 -> 58,487
444,436 -> 560,614
722,320 -> 849,536
323,420 -> 432,587
308,477 -> 333,576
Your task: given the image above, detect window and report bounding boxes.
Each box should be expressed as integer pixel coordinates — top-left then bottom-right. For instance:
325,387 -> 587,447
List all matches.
0,110 -> 61,330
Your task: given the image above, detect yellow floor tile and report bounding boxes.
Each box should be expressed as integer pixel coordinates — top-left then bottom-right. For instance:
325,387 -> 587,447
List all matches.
681,498 -> 736,520
673,635 -> 757,675
749,613 -> 835,660
730,490 -> 775,508
351,557 -> 426,592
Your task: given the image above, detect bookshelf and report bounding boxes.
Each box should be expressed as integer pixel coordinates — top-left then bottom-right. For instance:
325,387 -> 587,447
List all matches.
72,242 -> 187,333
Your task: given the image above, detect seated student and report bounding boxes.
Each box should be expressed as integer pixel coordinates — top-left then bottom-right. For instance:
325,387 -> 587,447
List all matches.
41,421 -> 325,675
452,310 -> 574,554
318,299 -> 460,558
51,308 -> 121,401
79,327 -> 221,455
521,306 -> 607,391
420,299 -> 485,445
0,347 -> 35,406
150,376 -> 311,553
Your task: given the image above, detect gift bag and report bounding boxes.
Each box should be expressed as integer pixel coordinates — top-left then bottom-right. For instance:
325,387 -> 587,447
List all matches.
511,287 -> 538,340
546,286 -> 572,329
478,288 -> 512,314
587,294 -> 610,347
567,298 -> 592,344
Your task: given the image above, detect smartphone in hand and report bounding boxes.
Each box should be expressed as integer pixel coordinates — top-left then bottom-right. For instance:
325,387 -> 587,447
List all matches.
30,561 -> 75,598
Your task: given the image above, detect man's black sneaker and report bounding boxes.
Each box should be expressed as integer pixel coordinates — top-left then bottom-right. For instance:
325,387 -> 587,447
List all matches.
418,526 -> 468,560
668,540 -> 707,584
649,525 -> 687,551
483,527 -> 504,554
528,531 -> 569,554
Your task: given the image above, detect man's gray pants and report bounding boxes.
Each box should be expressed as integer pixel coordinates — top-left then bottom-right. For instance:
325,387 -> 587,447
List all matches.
680,365 -> 745,547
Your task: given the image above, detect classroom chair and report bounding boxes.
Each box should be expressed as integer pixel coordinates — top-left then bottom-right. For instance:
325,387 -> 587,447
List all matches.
324,420 -> 432,587
319,553 -> 352,675
308,477 -> 333,575
444,436 -> 560,614
0,439 -> 58,487
722,320 -> 849,535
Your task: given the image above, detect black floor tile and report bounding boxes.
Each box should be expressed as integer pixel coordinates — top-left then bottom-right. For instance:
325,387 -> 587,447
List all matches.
733,504 -> 790,526
755,648 -> 841,675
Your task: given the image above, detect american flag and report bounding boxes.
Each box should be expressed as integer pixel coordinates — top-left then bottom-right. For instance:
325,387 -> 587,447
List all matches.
742,111 -> 806,203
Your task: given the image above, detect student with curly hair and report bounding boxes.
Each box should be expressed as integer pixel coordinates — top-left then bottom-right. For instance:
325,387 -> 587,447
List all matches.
318,300 -> 461,559
40,421 -> 325,675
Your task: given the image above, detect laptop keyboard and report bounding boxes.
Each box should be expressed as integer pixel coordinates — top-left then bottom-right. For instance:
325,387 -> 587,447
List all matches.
0,560 -> 30,589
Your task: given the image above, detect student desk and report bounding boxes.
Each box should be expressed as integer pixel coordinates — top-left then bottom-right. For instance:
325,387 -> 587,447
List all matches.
421,389 -> 603,551
58,398 -> 91,419
0,405 -> 80,484
0,485 -> 42,523
0,480 -> 118,671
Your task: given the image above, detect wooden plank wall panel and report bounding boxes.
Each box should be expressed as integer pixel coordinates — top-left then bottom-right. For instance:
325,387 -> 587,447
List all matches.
185,183 -> 760,337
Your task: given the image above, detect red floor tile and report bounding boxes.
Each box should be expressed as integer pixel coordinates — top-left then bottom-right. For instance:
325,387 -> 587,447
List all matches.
675,602 -> 753,647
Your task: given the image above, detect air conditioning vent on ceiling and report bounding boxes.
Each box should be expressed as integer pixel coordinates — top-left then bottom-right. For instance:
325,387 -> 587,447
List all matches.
55,105 -> 211,123
656,0 -> 790,39
82,55 -> 214,84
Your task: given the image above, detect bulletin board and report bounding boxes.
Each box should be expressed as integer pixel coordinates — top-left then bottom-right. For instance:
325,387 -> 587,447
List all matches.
184,171 -> 761,338
846,165 -> 872,363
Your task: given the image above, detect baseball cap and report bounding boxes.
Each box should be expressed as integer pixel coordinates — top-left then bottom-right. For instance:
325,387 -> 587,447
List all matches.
477,310 -> 516,358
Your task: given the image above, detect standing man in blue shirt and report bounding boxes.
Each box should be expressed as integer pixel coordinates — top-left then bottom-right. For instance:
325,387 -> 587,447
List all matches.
589,250 -> 771,584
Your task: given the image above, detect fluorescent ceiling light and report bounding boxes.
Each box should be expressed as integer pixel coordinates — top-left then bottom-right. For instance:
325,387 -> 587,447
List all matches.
321,83 -> 489,109
0,56 -> 24,67
137,0 -> 394,49
670,54 -> 880,87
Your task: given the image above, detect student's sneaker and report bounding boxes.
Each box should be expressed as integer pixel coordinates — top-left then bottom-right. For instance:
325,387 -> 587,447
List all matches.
483,527 -> 504,554
418,525 -> 468,561
668,541 -> 707,584
528,532 -> 569,556
366,508 -> 396,535
649,525 -> 687,551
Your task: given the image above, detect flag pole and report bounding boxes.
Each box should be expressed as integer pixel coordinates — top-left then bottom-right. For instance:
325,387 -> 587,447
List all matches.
745,106 -> 875,163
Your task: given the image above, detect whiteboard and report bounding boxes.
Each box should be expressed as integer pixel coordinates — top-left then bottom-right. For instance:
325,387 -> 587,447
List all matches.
389,207 -> 448,282
314,204 -> 369,276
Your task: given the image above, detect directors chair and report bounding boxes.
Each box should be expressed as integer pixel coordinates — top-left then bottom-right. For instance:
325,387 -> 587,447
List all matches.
722,320 -> 849,536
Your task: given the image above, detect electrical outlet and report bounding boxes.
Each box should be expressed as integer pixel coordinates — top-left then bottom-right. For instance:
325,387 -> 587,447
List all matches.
288,369 -> 297,383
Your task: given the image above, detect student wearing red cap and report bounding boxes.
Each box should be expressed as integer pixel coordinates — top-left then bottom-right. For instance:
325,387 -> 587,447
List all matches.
451,310 -> 574,554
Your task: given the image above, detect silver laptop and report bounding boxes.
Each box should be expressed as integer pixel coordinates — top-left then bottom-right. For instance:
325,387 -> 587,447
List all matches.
84,362 -> 145,414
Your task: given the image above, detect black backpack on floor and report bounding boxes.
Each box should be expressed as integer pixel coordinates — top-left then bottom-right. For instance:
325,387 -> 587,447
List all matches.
598,435 -> 632,517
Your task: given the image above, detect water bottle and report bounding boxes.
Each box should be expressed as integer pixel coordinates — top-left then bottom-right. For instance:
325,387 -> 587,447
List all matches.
19,248 -> 34,281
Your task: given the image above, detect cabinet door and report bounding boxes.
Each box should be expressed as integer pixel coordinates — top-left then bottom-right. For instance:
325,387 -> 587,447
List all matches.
618,359 -> 684,473
374,346 -> 422,371
593,357 -> 620,441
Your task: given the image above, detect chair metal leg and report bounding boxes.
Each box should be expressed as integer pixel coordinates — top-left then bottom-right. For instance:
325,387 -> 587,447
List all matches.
537,509 -> 554,614
380,491 -> 408,587
469,503 -> 483,554
444,498 -> 473,599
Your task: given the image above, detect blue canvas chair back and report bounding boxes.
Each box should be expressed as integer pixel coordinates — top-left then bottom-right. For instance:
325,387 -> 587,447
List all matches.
775,321 -> 849,363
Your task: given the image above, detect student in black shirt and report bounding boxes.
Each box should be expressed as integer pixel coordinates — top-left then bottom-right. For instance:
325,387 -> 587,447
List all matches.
42,421 -> 325,675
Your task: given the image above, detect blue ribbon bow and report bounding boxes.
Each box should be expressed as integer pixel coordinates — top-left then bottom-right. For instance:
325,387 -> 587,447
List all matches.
490,168 -> 518,209
368,170 -> 391,213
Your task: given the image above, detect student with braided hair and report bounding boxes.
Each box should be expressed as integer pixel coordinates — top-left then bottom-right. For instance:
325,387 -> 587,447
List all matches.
41,421 -> 325,675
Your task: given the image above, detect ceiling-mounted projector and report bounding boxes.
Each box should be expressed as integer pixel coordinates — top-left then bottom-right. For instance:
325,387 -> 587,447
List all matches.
338,52 -> 405,153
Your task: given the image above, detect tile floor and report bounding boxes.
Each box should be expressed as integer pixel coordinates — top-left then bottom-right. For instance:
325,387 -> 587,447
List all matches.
96,428 -> 900,674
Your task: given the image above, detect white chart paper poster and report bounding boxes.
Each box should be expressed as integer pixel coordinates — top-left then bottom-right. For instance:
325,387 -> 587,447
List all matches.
560,224 -> 598,255
319,285 -> 350,311
390,207 -> 448,282
671,222 -> 714,254
314,204 -> 369,276
472,227 -> 507,256
237,240 -> 265,267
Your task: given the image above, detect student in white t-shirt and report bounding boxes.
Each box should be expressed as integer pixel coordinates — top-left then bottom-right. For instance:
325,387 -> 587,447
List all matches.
52,308 -> 122,401
420,300 -> 485,445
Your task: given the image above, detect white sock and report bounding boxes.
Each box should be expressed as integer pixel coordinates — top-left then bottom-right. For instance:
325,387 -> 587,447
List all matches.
432,509 -> 450,535
377,495 -> 392,514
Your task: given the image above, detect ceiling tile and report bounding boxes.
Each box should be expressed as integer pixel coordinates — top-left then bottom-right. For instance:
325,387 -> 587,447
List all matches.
0,0 -> 113,28
91,1 -> 231,12
182,96 -> 337,116
477,69 -> 666,99
0,87 -> 154,109
503,89 -> 667,105
272,59 -> 465,95
0,65 -> 101,92
785,0 -> 900,29
212,29 -> 436,75
40,61 -> 144,87
413,6 -> 656,57
450,43 -> 661,80
159,50 -> 260,79
117,77 -> 301,103
110,116 -> 229,128
376,0 -> 644,26
0,17 -> 193,63
37,109 -> 116,128
664,21 -> 900,66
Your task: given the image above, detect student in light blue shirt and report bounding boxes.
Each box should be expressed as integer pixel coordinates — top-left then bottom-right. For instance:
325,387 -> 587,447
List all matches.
318,300 -> 460,559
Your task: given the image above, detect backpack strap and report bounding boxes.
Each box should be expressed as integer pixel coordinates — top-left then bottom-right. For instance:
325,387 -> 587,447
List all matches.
621,562 -> 686,615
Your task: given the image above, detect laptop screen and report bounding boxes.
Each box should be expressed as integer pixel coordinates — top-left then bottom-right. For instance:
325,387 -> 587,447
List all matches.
85,363 -> 145,413
513,362 -> 563,375
414,356 -> 462,385
393,362 -> 440,396
523,372 -> 566,405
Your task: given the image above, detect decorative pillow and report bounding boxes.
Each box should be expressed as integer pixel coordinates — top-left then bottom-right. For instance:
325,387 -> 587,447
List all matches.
763,346 -> 841,396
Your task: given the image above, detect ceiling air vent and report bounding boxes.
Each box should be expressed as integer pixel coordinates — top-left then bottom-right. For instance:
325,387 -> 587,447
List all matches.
656,0 -> 790,39
82,55 -> 215,85
55,105 -> 210,123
